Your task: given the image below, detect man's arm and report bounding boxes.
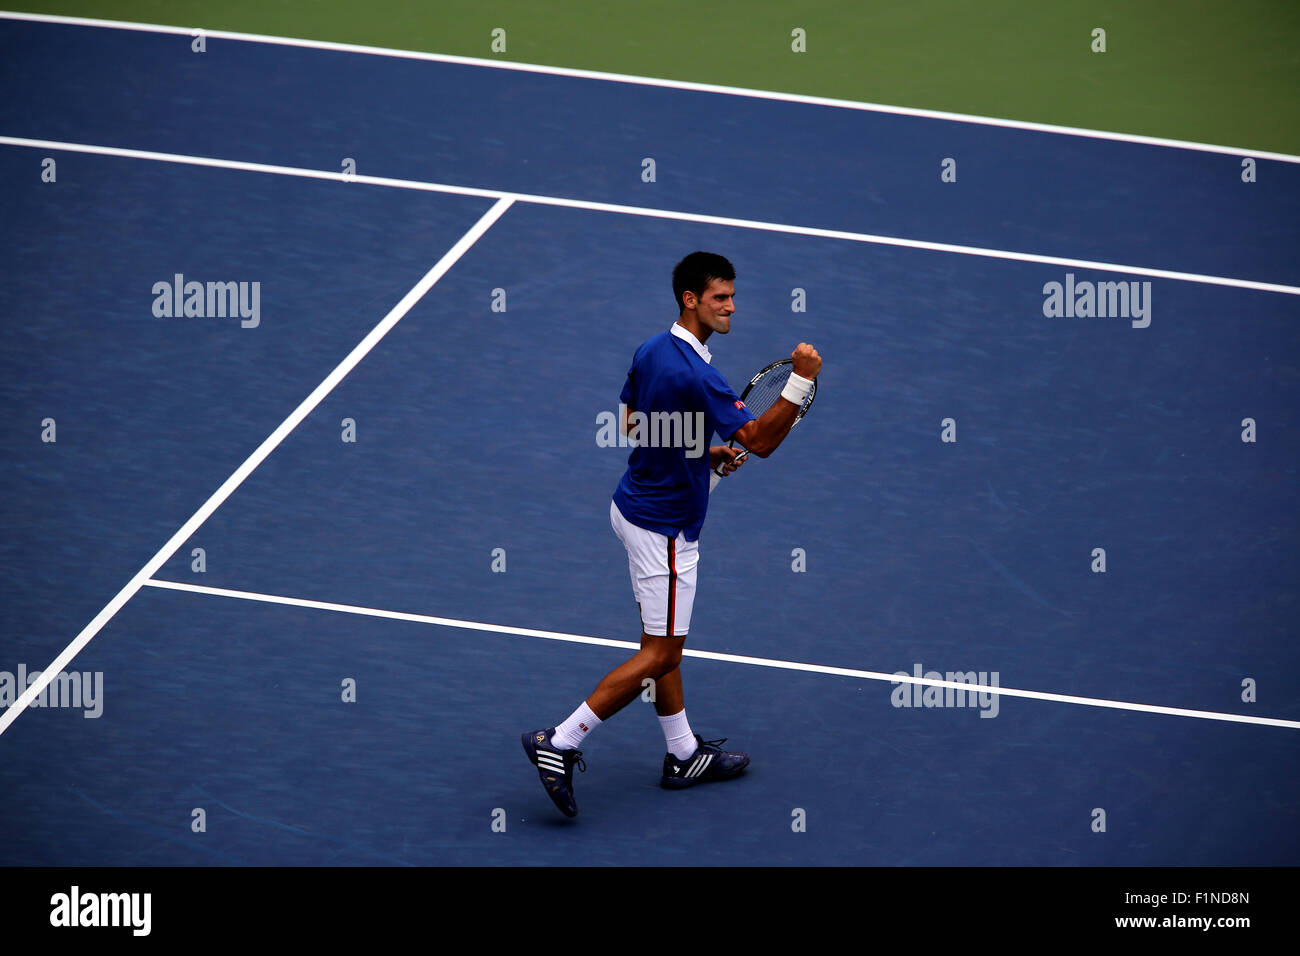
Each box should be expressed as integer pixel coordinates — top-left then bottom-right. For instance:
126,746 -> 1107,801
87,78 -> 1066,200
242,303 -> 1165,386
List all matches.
729,342 -> 821,458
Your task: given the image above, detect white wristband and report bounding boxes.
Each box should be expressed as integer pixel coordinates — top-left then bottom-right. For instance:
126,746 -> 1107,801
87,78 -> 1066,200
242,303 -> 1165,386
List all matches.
781,371 -> 814,406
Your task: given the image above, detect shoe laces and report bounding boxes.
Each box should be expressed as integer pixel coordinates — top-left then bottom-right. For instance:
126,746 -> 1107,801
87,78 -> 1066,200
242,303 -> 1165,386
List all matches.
570,749 -> 586,773
699,737 -> 727,752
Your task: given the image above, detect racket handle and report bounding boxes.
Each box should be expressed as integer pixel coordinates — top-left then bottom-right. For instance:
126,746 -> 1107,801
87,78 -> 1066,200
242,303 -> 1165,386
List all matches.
712,449 -> 751,477
709,449 -> 750,493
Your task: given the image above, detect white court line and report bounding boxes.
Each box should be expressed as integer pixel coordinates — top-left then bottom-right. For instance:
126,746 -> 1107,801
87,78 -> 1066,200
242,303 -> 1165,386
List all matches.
142,579 -> 1300,731
2,10 -> 1298,164
2,135 -> 1297,297
0,196 -> 514,738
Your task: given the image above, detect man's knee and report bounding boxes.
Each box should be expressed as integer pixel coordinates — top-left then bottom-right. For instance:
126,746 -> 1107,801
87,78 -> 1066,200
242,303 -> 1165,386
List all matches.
641,634 -> 683,675
656,649 -> 683,675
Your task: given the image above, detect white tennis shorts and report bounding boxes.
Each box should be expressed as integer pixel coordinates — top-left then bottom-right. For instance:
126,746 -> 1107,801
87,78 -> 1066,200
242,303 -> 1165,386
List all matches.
610,499 -> 699,638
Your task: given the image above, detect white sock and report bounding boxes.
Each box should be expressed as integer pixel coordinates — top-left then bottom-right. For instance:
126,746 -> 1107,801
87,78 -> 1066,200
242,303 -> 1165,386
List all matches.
658,709 -> 698,760
552,701 -> 601,751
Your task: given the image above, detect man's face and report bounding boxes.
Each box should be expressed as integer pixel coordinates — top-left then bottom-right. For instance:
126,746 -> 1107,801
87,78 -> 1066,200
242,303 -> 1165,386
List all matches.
688,278 -> 735,334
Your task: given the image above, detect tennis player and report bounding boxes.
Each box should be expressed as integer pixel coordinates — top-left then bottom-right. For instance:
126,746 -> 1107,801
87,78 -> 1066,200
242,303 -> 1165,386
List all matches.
523,251 -> 821,817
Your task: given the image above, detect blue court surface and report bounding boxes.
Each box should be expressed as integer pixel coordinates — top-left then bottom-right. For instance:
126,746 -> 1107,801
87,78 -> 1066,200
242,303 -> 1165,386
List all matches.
1,17 -> 1298,867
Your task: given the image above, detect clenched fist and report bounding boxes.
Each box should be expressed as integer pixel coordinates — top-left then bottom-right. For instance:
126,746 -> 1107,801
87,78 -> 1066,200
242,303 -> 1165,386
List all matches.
791,342 -> 821,379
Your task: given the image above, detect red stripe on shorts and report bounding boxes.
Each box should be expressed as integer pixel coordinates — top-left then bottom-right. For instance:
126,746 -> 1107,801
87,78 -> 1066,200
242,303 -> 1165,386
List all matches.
666,537 -> 677,637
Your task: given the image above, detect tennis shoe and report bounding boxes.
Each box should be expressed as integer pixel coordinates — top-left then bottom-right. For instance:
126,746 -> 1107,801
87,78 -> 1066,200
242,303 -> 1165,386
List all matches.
661,734 -> 749,789
522,728 -> 585,818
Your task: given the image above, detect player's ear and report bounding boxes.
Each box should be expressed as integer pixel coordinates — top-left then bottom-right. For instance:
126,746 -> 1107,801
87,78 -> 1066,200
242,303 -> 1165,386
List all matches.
681,290 -> 696,311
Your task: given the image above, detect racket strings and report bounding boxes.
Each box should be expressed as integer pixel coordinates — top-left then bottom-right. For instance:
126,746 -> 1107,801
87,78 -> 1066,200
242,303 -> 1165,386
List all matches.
743,366 -> 813,419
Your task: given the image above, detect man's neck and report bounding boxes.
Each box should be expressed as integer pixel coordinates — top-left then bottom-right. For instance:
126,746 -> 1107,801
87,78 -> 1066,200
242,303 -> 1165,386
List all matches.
676,313 -> 711,344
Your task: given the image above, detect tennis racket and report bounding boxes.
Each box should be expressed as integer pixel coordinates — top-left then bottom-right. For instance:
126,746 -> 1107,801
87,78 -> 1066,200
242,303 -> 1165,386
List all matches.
709,358 -> 817,492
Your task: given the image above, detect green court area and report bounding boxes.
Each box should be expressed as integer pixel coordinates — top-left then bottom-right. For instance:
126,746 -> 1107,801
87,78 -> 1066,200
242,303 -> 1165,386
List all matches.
14,0 -> 1300,154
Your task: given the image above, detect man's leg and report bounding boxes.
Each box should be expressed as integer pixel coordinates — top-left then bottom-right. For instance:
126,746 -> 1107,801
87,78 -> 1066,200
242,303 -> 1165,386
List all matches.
649,665 -> 700,761
585,632 -> 683,720
524,506 -> 709,817
551,506 -> 695,752
651,666 -> 684,717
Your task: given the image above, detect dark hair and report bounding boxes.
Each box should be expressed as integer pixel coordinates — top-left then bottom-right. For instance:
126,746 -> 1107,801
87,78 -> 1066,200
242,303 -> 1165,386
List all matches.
672,252 -> 735,311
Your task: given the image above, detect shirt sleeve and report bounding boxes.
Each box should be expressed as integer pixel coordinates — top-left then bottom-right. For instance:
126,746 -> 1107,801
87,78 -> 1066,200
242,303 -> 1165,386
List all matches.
695,365 -> 755,442
619,359 -> 635,407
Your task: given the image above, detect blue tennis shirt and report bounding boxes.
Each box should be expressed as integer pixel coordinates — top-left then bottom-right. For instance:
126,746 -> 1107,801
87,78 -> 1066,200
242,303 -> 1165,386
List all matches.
613,323 -> 754,542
